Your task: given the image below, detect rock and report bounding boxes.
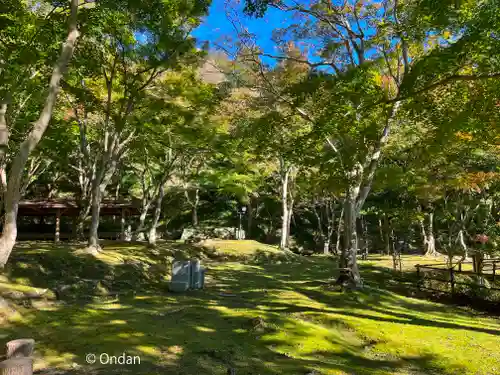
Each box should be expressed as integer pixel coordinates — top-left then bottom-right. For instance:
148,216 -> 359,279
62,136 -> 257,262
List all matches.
181,228 -> 198,241
54,284 -> 73,300
3,291 -> 25,300
182,226 -> 244,241
250,317 -> 266,332
213,227 -> 239,239
95,282 -> 109,296
149,248 -> 160,256
23,288 -> 49,299
31,300 -> 55,310
0,297 -> 9,309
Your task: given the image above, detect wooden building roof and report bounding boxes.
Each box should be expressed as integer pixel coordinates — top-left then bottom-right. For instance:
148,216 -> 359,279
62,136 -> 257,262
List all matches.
18,199 -> 140,216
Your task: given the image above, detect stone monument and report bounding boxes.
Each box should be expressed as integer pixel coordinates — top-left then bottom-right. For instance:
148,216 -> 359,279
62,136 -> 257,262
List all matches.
170,259 -> 205,292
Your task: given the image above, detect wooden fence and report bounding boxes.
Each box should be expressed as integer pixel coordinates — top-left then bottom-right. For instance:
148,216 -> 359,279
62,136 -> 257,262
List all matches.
415,259 -> 500,297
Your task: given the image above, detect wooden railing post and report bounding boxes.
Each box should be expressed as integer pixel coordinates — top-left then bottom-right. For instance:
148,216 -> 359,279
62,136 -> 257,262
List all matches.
458,262 -> 462,272
493,262 -> 496,282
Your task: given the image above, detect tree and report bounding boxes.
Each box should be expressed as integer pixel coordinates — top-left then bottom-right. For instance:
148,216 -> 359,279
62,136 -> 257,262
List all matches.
60,0 -> 210,252
239,0 -> 500,286
0,0 -> 80,266
128,68 -> 222,243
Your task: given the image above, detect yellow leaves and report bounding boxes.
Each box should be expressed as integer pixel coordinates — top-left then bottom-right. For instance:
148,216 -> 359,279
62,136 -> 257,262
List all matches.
373,72 -> 396,96
456,171 -> 500,192
455,131 -> 473,141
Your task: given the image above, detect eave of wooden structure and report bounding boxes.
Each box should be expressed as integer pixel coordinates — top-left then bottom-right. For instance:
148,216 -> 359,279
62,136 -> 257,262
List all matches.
18,199 -> 140,216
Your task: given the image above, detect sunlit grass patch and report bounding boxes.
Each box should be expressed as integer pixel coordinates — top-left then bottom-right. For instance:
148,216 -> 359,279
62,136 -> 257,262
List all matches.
202,239 -> 281,255
0,242 -> 499,374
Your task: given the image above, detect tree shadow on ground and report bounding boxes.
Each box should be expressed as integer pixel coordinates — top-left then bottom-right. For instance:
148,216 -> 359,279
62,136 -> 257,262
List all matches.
2,291 -> 451,375
0,243 -> 496,374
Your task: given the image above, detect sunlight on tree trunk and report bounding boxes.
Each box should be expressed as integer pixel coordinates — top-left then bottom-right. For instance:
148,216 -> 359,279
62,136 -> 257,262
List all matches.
87,179 -> 102,254
340,196 -> 361,286
279,161 -> 294,250
148,185 -> 164,247
0,0 -> 80,266
424,212 -> 436,256
335,207 -> 343,255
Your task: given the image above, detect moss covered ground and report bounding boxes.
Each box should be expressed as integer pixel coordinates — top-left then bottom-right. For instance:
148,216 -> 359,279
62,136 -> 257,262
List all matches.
0,241 -> 498,375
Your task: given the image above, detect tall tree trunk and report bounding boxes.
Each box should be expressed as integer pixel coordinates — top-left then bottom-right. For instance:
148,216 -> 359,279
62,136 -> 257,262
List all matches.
457,229 -> 467,259
419,219 -> 427,255
391,228 -> 397,270
0,102 -> 8,213
341,194 -> 361,285
246,198 -> 253,239
148,185 -> 164,247
285,197 -> 294,247
184,188 -> 199,227
75,200 -> 91,240
425,211 -> 436,256
356,217 -> 363,257
335,206 -> 344,255
192,208 -> 198,227
313,202 -> 327,254
337,102 -> 400,285
279,165 -> 290,250
383,214 -> 391,255
86,140 -> 124,250
326,202 -> 336,255
360,216 -> 368,259
378,218 -> 384,249
191,188 -> 199,227
0,1 -> 79,266
87,176 -> 103,253
133,204 -> 150,241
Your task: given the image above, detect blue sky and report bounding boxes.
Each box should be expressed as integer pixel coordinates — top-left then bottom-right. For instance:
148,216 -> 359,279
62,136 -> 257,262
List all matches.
192,0 -> 293,58
191,0 -> 386,68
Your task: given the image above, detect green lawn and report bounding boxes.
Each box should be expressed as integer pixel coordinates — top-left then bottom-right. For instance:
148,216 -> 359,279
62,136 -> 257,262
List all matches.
0,241 -> 499,375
